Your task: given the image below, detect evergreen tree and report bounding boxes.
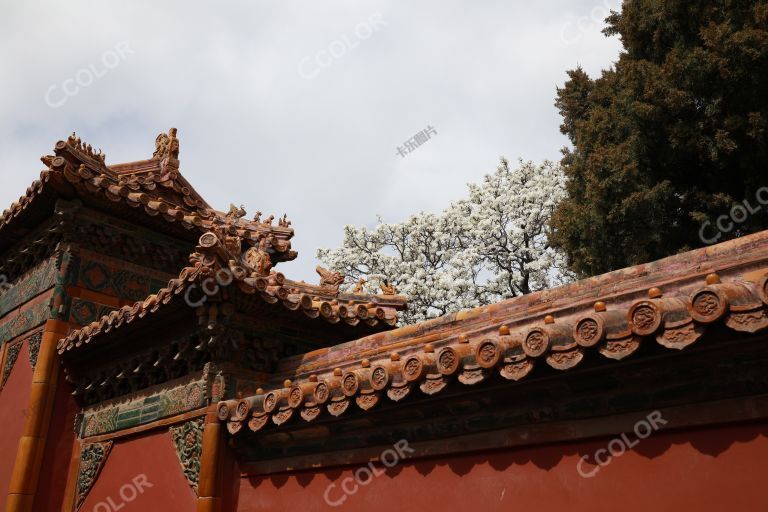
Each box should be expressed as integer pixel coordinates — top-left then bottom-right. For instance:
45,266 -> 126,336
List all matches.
552,1 -> 768,276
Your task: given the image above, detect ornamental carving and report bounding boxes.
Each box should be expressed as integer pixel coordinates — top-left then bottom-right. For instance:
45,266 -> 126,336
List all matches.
599,335 -> 640,360
575,318 -> 600,346
437,347 -> 459,375
248,413 -> 269,432
1,342 -> 22,388
226,204 -> 247,220
211,373 -> 226,403
76,441 -> 113,510
263,393 -> 277,412
27,332 -> 43,369
380,280 -> 397,295
386,384 -> 411,402
316,265 -> 344,294
153,127 -> 179,162
313,382 -> 330,403
476,340 -> 499,367
300,406 -> 321,422
342,373 -> 359,395
223,234 -> 242,256
67,132 -> 106,163
656,321 -> 704,350
631,304 -> 658,333
692,291 -> 721,318
355,393 -> 379,410
726,307 -> 768,333
169,418 -> 204,495
327,398 -> 350,417
236,400 -> 250,419
420,376 -> 448,395
458,367 -> 486,385
243,245 -> 272,275
546,349 -> 584,370
403,357 -> 423,380
524,330 -> 548,357
272,408 -> 294,425
500,360 -> 534,381
288,387 -> 304,408
371,367 -> 388,389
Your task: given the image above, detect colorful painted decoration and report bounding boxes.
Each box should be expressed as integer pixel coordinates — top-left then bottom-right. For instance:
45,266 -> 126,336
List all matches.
76,441 -> 113,510
169,418 -> 204,494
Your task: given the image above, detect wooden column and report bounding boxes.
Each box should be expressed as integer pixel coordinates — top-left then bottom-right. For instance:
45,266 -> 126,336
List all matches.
5,319 -> 69,512
197,404 -> 225,512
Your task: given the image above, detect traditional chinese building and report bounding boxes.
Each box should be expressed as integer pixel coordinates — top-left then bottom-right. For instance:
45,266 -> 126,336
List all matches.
1,129 -> 767,512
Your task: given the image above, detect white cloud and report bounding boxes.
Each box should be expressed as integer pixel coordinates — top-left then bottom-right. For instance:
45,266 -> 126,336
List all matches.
0,0 -> 621,282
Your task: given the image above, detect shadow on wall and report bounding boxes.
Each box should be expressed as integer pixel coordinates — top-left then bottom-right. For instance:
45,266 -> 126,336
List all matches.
248,419 -> 768,488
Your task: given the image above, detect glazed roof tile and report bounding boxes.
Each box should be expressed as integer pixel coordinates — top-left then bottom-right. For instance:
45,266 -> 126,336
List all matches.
215,229 -> 768,434
56,230 -> 408,354
1,129 -> 296,262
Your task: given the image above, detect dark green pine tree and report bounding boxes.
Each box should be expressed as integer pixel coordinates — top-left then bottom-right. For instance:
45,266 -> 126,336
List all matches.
551,1 -> 768,277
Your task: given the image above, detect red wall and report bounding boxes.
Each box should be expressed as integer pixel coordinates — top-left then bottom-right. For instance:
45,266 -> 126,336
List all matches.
80,429 -> 196,512
0,342 -> 33,503
239,420 -> 768,512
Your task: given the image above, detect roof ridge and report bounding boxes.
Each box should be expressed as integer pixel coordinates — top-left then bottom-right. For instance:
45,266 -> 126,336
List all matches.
0,128 -> 297,263
217,257 -> 768,434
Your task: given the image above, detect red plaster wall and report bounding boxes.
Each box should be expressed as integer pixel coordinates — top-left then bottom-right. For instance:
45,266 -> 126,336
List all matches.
32,366 -> 78,512
0,342 -> 33,503
79,429 -> 196,512
238,420 -> 768,512
221,437 -> 243,512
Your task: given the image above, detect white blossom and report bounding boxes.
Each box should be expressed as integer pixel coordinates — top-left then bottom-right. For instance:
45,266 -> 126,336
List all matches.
317,158 -> 574,324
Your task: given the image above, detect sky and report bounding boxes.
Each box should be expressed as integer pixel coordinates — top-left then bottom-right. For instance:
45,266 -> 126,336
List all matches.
0,0 -> 622,283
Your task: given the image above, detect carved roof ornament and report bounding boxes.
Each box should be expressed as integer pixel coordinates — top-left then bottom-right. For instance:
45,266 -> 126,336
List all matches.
278,214 -> 291,227
226,204 -> 247,220
224,233 -> 242,256
66,132 -> 106,164
353,278 -> 366,293
153,127 -> 180,171
213,256 -> 768,435
243,243 -> 273,276
316,265 -> 345,294
380,280 -> 397,295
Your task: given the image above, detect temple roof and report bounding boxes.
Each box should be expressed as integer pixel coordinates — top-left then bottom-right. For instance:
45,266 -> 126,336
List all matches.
214,229 -> 768,434
57,229 -> 408,354
0,129 -> 296,263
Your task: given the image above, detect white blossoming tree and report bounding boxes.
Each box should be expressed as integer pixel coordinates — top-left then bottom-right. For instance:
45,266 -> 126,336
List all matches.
317,158 -> 573,323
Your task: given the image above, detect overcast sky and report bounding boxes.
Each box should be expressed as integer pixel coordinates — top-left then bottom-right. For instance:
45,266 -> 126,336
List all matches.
0,0 -> 622,282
